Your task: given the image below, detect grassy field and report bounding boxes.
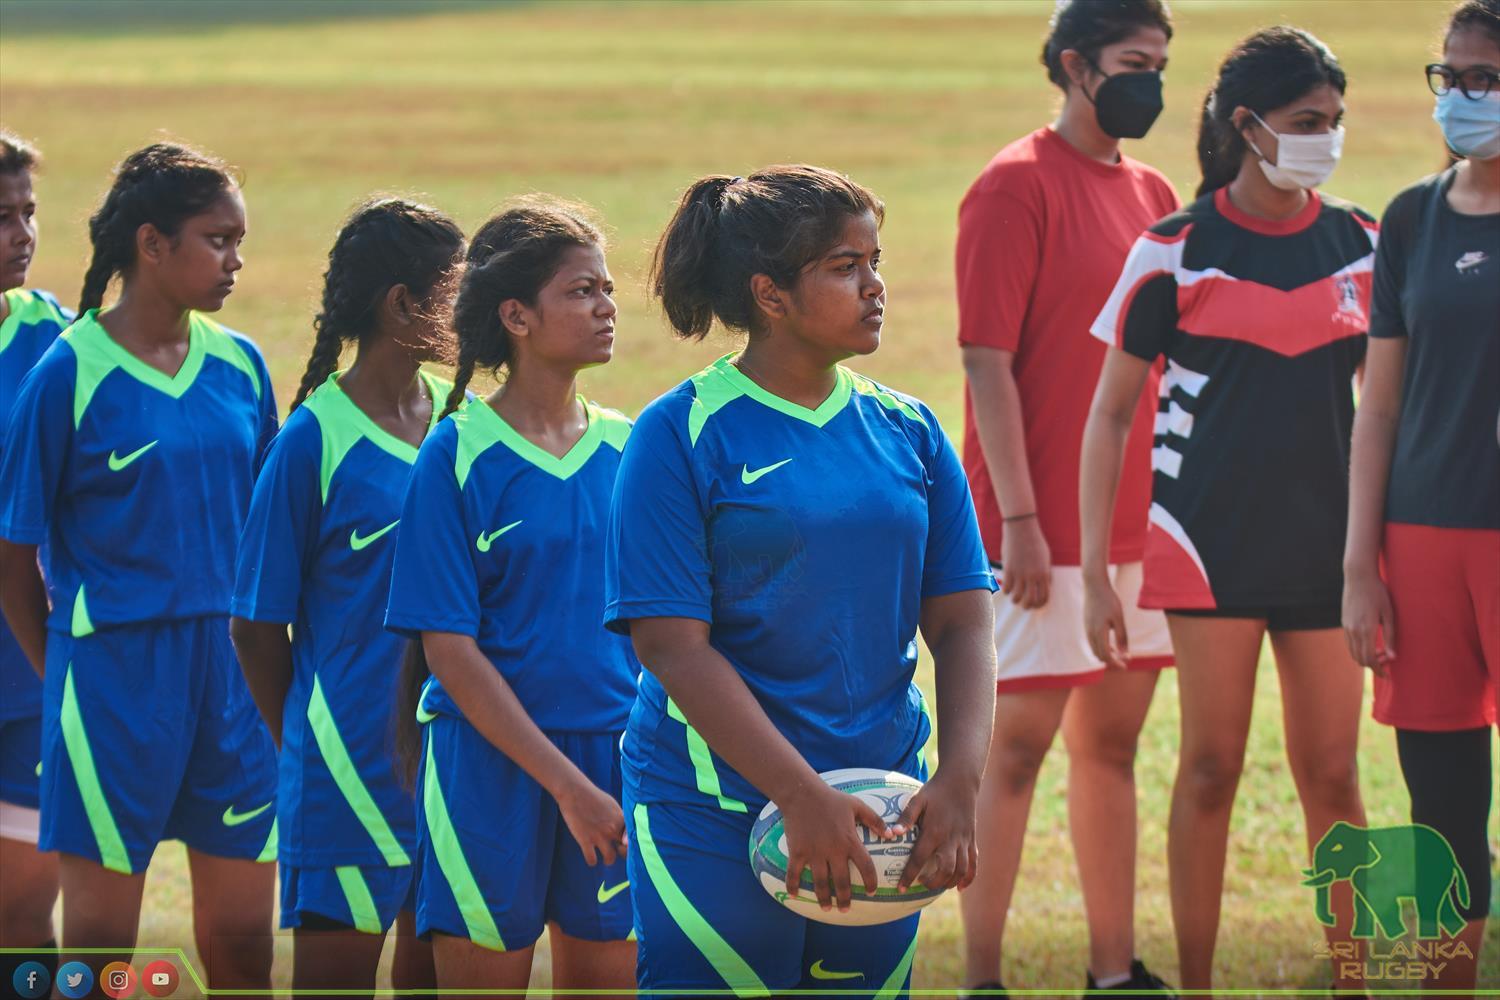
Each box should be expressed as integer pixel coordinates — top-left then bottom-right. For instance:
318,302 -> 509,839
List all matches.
1,0 -> 1495,994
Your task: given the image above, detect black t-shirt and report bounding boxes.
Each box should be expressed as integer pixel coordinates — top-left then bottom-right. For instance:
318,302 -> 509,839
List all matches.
1092,188 -> 1376,609
1371,169 -> 1500,530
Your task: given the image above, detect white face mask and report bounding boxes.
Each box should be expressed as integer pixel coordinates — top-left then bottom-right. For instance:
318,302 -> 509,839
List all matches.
1246,110 -> 1345,190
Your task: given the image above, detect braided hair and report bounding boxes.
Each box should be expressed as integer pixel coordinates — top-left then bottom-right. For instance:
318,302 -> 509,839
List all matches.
440,196 -> 603,418
289,198 -> 465,411
78,142 -> 237,314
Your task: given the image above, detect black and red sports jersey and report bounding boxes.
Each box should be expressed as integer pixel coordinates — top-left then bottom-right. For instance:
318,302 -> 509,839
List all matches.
1091,188 -> 1377,610
1371,169 -> 1500,531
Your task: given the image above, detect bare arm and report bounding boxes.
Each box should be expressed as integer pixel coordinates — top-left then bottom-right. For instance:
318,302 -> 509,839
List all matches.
630,617 -> 889,911
229,617 -> 294,749
422,630 -> 626,865
961,345 -> 1050,609
1079,349 -> 1153,668
895,588 -> 996,892
0,540 -> 48,676
1342,337 -> 1406,671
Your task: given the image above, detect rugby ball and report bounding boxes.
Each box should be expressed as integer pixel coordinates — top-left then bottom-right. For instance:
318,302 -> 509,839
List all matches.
749,767 -> 943,926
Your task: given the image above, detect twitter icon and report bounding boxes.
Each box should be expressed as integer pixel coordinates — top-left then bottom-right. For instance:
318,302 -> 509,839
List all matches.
56,961 -> 93,999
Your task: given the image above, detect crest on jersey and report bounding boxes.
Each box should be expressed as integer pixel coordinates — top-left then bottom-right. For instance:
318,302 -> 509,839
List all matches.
1334,273 -> 1365,323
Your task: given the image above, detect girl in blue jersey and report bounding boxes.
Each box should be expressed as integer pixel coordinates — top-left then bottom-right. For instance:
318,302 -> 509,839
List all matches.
0,129 -> 72,971
231,198 -> 464,995
0,143 -> 278,989
385,199 -> 638,992
605,166 -> 998,995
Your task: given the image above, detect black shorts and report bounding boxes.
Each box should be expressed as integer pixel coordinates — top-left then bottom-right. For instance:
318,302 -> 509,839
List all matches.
1167,603 -> 1341,632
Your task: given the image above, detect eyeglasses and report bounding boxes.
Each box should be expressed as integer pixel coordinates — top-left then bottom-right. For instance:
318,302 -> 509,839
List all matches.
1426,63 -> 1500,100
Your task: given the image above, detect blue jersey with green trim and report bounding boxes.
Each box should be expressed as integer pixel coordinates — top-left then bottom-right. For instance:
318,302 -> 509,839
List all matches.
385,397 -> 640,733
0,309 -> 277,636
233,371 -> 451,867
0,288 -> 73,722
604,356 -> 995,812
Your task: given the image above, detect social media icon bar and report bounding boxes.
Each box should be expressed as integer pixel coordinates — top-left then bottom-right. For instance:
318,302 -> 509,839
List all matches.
56,961 -> 95,999
100,960 -> 138,999
142,959 -> 179,997
11,961 -> 50,999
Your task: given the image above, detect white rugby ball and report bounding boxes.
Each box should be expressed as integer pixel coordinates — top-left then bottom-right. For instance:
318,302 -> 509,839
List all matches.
749,767 -> 943,926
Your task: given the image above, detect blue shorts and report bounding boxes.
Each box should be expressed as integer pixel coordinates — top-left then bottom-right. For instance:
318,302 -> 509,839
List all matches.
280,862 -> 416,935
0,715 -> 42,809
40,617 -> 278,874
416,717 -> 632,951
624,739 -> 927,996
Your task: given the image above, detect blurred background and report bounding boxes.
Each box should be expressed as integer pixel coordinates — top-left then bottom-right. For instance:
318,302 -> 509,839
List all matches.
1,0 -> 1492,993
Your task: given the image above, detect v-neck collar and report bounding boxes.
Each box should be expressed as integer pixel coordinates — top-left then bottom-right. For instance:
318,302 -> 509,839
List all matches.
323,369 -> 444,465
715,354 -> 852,427
79,308 -> 206,397
472,394 -> 603,480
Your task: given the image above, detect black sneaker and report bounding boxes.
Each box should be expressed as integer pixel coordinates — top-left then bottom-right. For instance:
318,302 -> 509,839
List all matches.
1086,959 -> 1175,998
964,982 -> 1007,998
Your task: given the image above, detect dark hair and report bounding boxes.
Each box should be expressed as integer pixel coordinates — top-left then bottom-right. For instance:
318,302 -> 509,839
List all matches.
78,142 -> 238,313
1195,26 -> 1347,197
1447,0 -> 1500,48
1041,0 -> 1174,91
0,129 -> 40,175
650,165 -> 884,340
290,197 -> 465,411
440,196 -> 603,418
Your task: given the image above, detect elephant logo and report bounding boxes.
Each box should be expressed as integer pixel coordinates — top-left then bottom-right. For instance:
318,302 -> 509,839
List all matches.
1303,821 -> 1470,940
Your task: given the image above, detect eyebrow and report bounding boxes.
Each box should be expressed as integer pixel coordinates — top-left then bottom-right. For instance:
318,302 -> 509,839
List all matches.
1120,49 -> 1155,59
825,248 -> 879,262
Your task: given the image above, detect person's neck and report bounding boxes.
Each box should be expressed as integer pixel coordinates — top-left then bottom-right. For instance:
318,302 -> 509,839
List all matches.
1225,164 -> 1308,221
0,284 -> 14,324
1052,98 -> 1121,166
735,335 -> 841,410
489,355 -> 581,433
339,334 -> 426,419
1451,155 -> 1500,210
100,284 -> 191,346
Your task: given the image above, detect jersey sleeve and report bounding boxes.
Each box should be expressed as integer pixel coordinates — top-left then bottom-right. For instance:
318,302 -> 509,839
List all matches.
603,396 -> 712,634
1369,186 -> 1417,340
385,429 -> 480,639
0,350 -> 74,545
955,187 -> 1042,353
251,348 -> 280,466
1090,230 -> 1183,361
916,404 -> 998,598
231,415 -> 322,623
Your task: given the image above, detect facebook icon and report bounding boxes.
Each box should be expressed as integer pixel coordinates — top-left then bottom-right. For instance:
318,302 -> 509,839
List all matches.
12,960 -> 51,998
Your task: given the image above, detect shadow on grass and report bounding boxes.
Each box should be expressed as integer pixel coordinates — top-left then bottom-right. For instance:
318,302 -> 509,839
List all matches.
0,0 -> 535,37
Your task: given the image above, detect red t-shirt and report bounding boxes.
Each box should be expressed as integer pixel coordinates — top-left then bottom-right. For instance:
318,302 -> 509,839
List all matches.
956,127 -> 1180,566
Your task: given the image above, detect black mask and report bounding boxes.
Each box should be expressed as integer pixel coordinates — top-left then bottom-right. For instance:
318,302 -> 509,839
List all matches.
1086,68 -> 1164,139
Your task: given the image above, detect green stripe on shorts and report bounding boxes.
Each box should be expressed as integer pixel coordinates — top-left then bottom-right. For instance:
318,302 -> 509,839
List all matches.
633,803 -> 768,997
876,933 -> 918,998
335,865 -> 383,934
422,739 -> 504,950
308,674 -> 411,867
60,663 -> 131,873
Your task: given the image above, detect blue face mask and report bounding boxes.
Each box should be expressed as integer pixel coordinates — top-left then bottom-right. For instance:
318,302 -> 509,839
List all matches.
1433,89 -> 1500,160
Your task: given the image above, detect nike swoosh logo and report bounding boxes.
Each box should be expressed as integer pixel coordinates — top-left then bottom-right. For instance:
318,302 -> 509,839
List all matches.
809,959 -> 863,981
108,440 -> 158,471
597,879 -> 630,904
221,801 -> 272,827
349,520 -> 399,551
475,520 -> 523,553
741,458 -> 792,484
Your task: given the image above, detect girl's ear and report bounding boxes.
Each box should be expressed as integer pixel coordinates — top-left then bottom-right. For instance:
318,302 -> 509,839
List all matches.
383,283 -> 415,325
135,223 -> 167,266
499,298 -> 530,338
749,273 -> 788,323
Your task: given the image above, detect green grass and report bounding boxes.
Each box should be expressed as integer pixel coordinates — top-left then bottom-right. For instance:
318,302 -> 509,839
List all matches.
0,0 -> 1494,993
